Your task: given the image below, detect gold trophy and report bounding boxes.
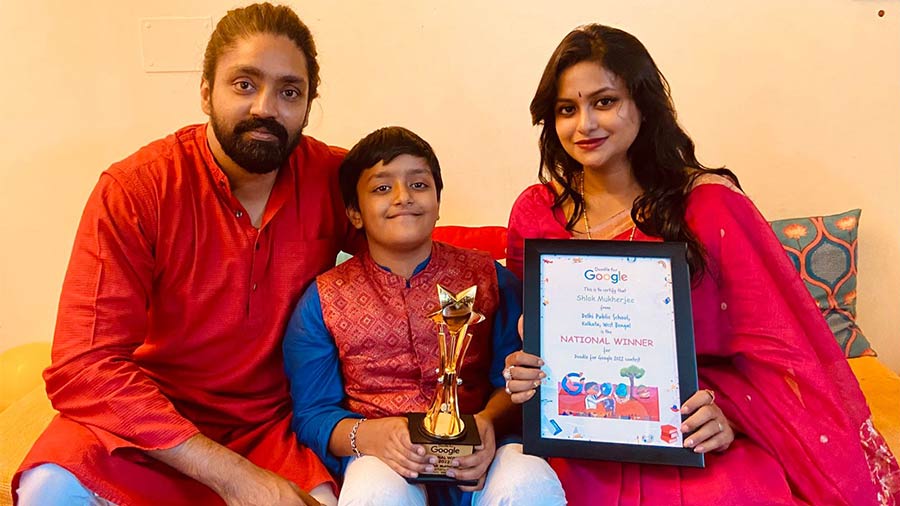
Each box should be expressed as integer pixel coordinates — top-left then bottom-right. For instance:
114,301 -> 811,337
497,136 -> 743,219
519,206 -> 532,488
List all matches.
406,284 -> 484,485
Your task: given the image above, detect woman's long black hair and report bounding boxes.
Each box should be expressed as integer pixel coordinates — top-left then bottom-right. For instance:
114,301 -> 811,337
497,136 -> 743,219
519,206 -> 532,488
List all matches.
530,24 -> 739,278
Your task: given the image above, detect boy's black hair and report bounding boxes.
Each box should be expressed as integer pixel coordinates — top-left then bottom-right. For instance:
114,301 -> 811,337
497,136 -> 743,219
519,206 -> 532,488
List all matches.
339,126 -> 443,211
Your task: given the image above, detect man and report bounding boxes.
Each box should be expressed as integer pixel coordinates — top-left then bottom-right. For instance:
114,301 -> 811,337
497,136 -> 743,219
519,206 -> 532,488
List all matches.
14,4 -> 352,505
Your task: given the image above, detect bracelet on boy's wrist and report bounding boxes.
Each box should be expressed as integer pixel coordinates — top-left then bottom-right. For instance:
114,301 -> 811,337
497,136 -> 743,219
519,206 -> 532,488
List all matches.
349,417 -> 366,458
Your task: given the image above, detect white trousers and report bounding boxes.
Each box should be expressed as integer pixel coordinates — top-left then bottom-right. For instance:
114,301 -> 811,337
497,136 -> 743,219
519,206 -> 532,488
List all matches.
338,443 -> 566,506
17,462 -> 339,506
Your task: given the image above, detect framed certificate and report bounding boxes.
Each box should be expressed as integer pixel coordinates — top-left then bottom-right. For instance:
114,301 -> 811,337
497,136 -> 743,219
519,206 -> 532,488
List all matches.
522,239 -> 703,468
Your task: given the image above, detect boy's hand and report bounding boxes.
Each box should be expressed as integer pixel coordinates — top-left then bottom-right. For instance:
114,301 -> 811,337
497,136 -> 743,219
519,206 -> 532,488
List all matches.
356,416 -> 434,479
449,414 -> 496,491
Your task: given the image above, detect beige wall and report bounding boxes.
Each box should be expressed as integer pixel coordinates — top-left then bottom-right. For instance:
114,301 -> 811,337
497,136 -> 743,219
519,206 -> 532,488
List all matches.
2,1 -> 898,371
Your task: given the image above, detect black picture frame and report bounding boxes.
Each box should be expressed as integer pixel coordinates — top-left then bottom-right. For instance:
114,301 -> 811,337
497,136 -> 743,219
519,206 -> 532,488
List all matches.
522,239 -> 704,468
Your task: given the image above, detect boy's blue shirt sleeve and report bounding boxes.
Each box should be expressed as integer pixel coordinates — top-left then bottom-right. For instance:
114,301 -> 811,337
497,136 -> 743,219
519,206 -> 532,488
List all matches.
283,283 -> 359,477
489,261 -> 523,388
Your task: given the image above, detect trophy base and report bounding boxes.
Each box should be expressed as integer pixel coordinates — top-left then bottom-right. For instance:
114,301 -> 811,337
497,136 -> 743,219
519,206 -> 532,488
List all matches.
405,412 -> 481,486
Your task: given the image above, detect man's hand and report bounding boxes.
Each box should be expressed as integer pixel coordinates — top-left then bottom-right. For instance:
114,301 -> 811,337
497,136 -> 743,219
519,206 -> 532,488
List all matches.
148,434 -> 320,506
355,417 -> 434,479
448,414 -> 496,492
216,463 -> 321,506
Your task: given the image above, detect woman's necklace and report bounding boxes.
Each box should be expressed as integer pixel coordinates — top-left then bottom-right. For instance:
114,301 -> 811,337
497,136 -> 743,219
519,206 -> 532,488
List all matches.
580,172 -> 637,241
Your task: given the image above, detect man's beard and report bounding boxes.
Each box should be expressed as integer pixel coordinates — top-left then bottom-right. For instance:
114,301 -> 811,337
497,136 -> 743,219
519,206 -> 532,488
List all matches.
210,112 -> 302,174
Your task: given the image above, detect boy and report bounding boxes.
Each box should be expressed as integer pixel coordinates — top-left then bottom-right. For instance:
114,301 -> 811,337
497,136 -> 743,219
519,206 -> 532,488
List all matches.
283,127 -> 565,505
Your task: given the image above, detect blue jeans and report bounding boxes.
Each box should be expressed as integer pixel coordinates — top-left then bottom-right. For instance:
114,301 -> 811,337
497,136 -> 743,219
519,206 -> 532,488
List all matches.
17,463 -> 116,506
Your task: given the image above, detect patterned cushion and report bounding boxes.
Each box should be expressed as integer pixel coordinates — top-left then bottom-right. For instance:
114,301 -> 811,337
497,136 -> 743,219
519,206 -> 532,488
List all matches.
769,209 -> 875,357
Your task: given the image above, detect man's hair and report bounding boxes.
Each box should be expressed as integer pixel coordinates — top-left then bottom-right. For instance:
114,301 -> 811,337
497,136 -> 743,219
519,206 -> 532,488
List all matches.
202,3 -> 320,100
339,127 -> 444,212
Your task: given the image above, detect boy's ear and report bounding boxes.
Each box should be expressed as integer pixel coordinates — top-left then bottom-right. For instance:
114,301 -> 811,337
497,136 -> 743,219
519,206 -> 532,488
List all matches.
346,207 -> 364,230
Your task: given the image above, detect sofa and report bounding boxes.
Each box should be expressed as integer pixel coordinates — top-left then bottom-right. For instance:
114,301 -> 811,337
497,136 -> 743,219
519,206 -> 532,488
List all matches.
0,342 -> 55,506
2,220 -> 898,506
2,342 -> 898,506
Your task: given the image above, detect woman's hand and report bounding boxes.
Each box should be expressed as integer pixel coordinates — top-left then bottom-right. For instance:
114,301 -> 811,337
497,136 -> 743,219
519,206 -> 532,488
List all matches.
502,315 -> 547,403
449,414 -> 496,491
355,417 -> 435,478
680,389 -> 735,453
502,351 -> 545,404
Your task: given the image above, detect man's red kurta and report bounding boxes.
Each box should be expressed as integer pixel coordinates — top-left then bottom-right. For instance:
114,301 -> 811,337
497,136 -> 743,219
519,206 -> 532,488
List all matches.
14,124 -> 352,505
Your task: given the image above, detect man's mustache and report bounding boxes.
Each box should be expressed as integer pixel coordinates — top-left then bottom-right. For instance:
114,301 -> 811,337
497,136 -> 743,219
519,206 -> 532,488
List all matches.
234,117 -> 289,144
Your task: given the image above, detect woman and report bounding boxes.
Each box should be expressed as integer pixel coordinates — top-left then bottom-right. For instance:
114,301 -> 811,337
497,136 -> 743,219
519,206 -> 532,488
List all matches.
504,24 -> 898,505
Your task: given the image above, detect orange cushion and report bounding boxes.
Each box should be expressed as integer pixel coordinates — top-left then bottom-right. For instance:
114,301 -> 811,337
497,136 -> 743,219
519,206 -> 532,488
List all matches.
0,386 -> 56,506
0,342 -> 51,412
849,356 -> 900,457
0,342 -> 54,506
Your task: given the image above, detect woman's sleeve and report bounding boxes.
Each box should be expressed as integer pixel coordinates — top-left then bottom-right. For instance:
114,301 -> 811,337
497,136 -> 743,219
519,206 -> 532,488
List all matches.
506,190 -> 532,280
506,185 -> 568,280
